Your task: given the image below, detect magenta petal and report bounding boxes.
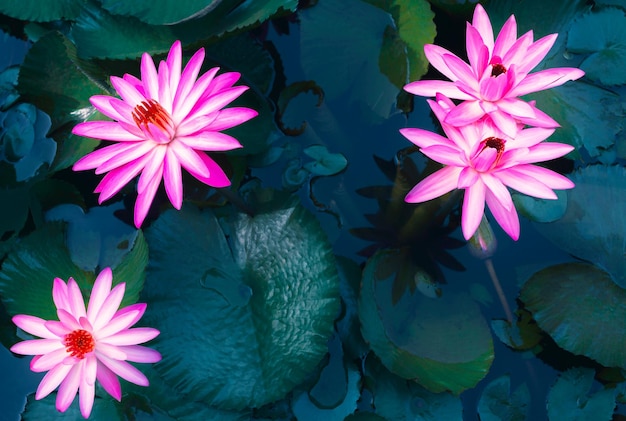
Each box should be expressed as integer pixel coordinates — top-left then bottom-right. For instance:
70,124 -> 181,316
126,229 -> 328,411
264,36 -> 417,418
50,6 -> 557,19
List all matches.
92,283 -> 126,331
461,180 -> 486,240
166,41 -> 182,96
494,168 -> 558,199
12,315 -> 57,339
423,44 -> 460,81
496,98 -> 536,119
191,152 -> 231,188
96,360 -> 122,401
442,53 -> 478,90
518,33 -> 558,74
512,164 -> 574,190
98,354 -> 149,387
173,66 -> 220,121
52,278 -> 70,312
170,142 -> 210,178
101,327 -> 159,346
472,4 -> 494,52
188,86 -> 249,122
96,342 -> 128,361
492,14 -> 518,59
136,146 -> 166,195
466,25 -> 489,77
404,80 -> 474,100
96,304 -> 147,339
87,268 -> 113,324
485,188 -> 520,240
405,166 -> 462,203
94,155 -> 150,202
488,109 -> 519,139
399,128 -> 451,149
89,96 -> 134,123
511,127 -> 554,149
36,363 -> 73,400
457,166 -> 479,189
444,100 -> 485,126
482,174 -> 514,211
72,121 -> 142,142
56,362 -> 81,412
519,142 -> 574,163
73,143 -> 140,172
420,145 -> 465,166
119,345 -> 162,363
11,338 -> 63,356
110,76 -> 147,108
205,107 -> 258,131
66,278 -> 87,320
134,162 -> 163,228
177,131 -> 243,152
163,148 -> 183,209
79,375 -> 95,418
509,67 -> 585,97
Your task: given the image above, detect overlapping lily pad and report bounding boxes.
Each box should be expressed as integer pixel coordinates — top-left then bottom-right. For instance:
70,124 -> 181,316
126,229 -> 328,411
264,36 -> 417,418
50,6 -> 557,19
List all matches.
143,201 -> 340,409
478,375 -> 530,421
358,249 -> 494,394
536,165 -> 626,288
0,0 -> 81,22
520,262 -> 626,368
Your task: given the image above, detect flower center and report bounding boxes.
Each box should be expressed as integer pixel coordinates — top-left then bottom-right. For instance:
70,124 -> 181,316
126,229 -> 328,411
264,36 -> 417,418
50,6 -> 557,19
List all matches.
132,99 -> 175,141
478,136 -> 506,168
491,63 -> 507,77
64,329 -> 95,359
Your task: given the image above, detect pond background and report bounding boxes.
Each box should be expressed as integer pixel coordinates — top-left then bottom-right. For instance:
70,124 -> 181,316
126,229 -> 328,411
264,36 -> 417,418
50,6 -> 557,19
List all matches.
1,0 -> 625,420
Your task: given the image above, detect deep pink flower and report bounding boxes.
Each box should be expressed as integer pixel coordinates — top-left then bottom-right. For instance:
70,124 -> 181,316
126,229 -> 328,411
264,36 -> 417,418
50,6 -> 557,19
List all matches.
72,40 -> 257,228
401,94 -> 574,241
404,4 -> 584,137
10,268 -> 161,418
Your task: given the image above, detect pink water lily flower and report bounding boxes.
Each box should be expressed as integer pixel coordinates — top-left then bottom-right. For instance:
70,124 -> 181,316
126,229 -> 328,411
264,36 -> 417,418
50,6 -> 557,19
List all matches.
10,268 -> 161,418
72,40 -> 257,228
401,94 -> 574,241
405,4 -> 584,137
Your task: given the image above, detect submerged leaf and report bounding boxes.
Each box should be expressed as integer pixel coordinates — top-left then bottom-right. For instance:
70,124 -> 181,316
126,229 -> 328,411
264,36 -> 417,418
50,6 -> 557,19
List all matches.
478,375 -> 530,421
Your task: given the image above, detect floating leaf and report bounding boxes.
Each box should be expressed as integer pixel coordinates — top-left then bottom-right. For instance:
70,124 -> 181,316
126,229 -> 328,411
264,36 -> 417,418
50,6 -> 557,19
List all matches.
478,375 -> 530,421
303,145 -> 348,176
546,368 -> 617,421
359,249 -> 494,394
536,166 -> 626,287
143,202 -> 339,409
300,0 -> 400,121
99,0 -> 223,25
512,190 -> 568,223
22,392 -> 121,420
567,7 -> 626,85
520,262 -> 626,368
0,0 -> 81,22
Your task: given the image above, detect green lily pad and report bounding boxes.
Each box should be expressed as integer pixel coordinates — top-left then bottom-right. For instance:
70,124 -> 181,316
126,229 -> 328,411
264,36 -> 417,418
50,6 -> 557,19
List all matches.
143,202 -> 340,409
520,262 -> 626,368
567,7 -> 626,86
300,0 -> 400,121
303,145 -> 348,176
535,166 -> 626,288
99,0 -> 223,25
546,367 -> 617,421
358,249 -> 494,394
0,0 -> 81,22
22,392 -> 121,420
0,221 -> 146,321
478,375 -> 530,421
512,189 -> 568,223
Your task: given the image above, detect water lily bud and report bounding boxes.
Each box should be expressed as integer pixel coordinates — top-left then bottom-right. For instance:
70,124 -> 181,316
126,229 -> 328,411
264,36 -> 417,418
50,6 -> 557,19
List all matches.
468,215 -> 497,259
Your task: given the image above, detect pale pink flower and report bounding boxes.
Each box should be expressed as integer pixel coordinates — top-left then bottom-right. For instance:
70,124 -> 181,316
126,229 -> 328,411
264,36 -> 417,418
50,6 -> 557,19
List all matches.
72,40 -> 257,228
404,4 -> 584,137
401,94 -> 574,241
10,268 -> 161,418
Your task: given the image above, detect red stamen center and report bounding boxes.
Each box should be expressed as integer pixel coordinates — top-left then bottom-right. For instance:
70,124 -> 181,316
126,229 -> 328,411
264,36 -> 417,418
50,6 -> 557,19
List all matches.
132,99 -> 173,133
491,63 -> 507,77
479,136 -> 506,167
64,329 -> 95,359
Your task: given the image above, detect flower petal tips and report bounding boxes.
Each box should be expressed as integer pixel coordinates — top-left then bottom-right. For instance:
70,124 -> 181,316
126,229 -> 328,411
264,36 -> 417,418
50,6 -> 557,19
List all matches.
10,268 -> 161,418
72,40 -> 257,228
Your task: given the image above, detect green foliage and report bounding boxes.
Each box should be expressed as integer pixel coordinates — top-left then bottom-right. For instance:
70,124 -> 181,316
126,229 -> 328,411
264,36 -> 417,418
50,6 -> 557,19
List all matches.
478,375 -> 530,421
0,0 -> 81,22
143,202 -> 340,409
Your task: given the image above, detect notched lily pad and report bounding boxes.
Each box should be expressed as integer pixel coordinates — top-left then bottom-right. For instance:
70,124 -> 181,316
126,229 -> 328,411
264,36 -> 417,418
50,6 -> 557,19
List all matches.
478,375 -> 530,421
303,145 -> 348,176
520,262 -> 626,368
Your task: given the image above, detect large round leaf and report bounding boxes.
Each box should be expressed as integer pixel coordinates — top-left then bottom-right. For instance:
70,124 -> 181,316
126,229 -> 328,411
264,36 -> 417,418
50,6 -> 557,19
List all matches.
143,202 -> 340,409
358,249 -> 494,394
520,262 -> 626,368
536,165 -> 626,288
100,0 -> 223,25
0,0 -> 81,22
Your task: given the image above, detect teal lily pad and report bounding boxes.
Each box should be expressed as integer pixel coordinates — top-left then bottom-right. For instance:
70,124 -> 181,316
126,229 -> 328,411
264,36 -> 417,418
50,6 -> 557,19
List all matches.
0,0 -> 81,22
0,221 -> 147,321
535,165 -> 626,288
143,201 -> 340,409
303,145 -> 348,176
99,0 -> 223,25
520,262 -> 626,368
547,367 -> 617,421
478,375 -> 530,421
567,7 -> 626,86
358,249 -> 494,394
22,393 -> 120,420
512,189 -> 568,223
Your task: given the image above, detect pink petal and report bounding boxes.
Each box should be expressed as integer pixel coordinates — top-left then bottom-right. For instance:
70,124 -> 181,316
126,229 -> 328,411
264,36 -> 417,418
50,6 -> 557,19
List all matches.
423,44 -> 461,81
190,152 -> 231,188
517,33 -> 558,74
89,95 -> 134,123
399,128 -> 451,149
11,338 -> 63,356
140,52 -> 159,101
496,97 -> 536,119
96,141 -> 158,175
175,113 -> 219,137
97,354 -> 149,387
519,142 -> 574,163
110,76 -> 147,108
514,164 -> 574,190
511,127 -> 555,149
52,278 -> 70,311
494,168 -> 558,199
96,304 -> 147,339
95,342 -> 127,360
404,80 -> 475,100
202,71 -> 239,97
166,41 -> 182,98
44,320 -> 71,337
100,327 -> 160,346
170,141 -> 210,178
94,154 -> 153,202
134,162 -> 163,228
72,121 -> 143,142
92,283 -> 126,332
488,109 -> 519,139
482,174 -> 514,210
12,315 -> 58,339
173,66 -> 220,122
485,188 -> 520,240
119,345 -> 162,363
177,131 -> 243,152
501,31 -> 533,70
57,309 -> 81,331
136,145 -> 166,195
172,48 -> 206,120
420,145 -> 465,166
457,166 -> 479,189
405,166 -> 462,203
73,143 -> 139,172
472,4 -> 494,52
96,360 -> 122,401
442,53 -> 479,91
157,61 -> 173,112
517,104 -> 560,128
509,67 -> 585,97
461,179 -> 486,240
466,24 -> 490,77
36,363 -> 73,400
30,347 -> 69,372
79,376 -> 95,418
479,74 -> 509,102
492,14 -> 518,59
163,148 -> 183,209
66,278 -> 87,320
205,107 -> 258,132
444,100 -> 485,126
87,268 -> 113,324
56,362 -> 81,412
187,86 -> 249,122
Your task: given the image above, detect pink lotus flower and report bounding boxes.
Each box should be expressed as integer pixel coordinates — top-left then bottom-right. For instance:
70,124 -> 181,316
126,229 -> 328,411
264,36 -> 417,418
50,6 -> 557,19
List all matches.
404,4 -> 584,137
72,40 -> 257,228
10,268 -> 161,418
401,94 -> 574,241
